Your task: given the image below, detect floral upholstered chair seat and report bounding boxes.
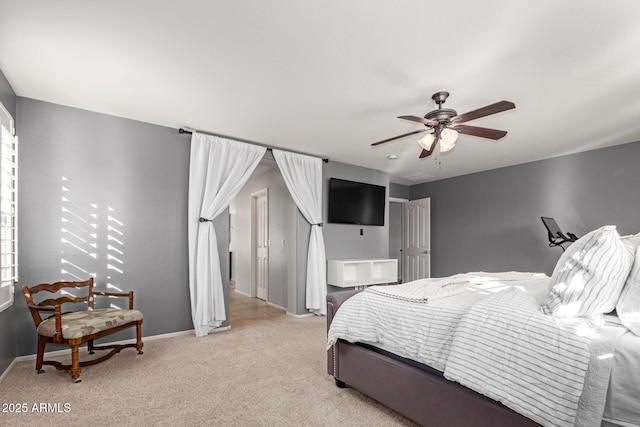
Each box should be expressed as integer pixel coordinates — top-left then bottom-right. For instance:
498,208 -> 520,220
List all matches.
37,308 -> 144,339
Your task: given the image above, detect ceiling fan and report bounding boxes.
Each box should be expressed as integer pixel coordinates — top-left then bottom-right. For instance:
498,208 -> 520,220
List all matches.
371,91 -> 515,158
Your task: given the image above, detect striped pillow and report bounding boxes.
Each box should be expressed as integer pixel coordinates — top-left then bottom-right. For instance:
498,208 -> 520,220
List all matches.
617,234 -> 640,335
542,225 -> 634,318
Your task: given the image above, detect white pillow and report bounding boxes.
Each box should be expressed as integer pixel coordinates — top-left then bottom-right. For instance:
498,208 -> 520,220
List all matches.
617,234 -> 640,335
542,225 -> 634,318
621,232 -> 640,251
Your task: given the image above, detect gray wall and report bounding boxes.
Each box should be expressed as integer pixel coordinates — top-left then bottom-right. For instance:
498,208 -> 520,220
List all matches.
389,182 -> 410,200
14,97 -> 230,356
232,160 -> 294,310
410,141 -> 640,277
323,161 -> 390,292
323,161 -> 390,259
0,69 -> 16,374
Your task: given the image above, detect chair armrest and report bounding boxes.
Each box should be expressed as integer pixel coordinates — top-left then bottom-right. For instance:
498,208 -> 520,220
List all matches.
27,303 -> 56,312
30,305 -> 64,339
94,291 -> 135,309
25,303 -> 63,333
94,291 -> 131,297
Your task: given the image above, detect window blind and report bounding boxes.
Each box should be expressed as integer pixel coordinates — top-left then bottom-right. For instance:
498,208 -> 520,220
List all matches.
0,102 -> 17,312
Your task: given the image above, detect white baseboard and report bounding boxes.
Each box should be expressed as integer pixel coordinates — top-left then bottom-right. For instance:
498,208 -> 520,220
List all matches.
0,358 -> 17,384
267,301 -> 287,311
234,289 -> 251,297
286,311 -> 314,318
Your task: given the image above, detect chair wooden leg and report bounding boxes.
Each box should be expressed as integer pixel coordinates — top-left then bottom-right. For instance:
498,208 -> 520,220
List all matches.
136,320 -> 144,354
70,344 -> 81,383
88,339 -> 95,354
36,337 -> 46,374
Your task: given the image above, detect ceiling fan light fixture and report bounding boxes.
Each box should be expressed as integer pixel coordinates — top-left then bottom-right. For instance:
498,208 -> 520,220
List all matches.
440,138 -> 456,152
439,128 -> 458,152
417,133 -> 435,150
440,128 -> 458,144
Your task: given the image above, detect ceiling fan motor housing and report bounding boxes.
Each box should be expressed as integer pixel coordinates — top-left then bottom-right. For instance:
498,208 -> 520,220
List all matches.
424,108 -> 457,124
425,91 -> 457,128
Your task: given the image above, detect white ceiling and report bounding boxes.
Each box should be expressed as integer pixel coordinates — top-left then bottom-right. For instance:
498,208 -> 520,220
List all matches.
2,1 -> 640,184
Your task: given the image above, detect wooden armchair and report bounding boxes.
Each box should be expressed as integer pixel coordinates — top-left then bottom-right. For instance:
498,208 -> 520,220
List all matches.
22,277 -> 144,383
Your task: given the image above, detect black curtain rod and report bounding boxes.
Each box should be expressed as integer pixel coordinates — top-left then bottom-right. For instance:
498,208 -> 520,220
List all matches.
178,128 -> 329,163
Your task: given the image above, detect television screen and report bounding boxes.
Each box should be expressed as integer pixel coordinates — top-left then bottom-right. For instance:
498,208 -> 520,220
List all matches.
328,178 -> 386,226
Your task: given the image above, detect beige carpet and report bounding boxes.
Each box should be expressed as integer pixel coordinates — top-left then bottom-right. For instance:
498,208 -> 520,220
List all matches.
0,316 -> 418,426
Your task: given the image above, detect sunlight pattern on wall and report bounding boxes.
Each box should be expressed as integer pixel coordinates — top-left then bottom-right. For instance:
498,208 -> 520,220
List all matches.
60,176 -> 126,309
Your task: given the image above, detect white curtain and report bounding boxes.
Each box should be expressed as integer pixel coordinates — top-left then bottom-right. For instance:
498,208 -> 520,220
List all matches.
188,132 -> 266,336
272,149 -> 327,315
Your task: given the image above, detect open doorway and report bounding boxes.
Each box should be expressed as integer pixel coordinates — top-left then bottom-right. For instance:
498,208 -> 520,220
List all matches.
228,157 -> 293,327
389,200 -> 404,283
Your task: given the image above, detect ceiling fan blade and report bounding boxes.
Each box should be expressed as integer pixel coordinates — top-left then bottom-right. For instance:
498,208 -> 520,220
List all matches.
451,100 -> 515,124
398,115 -> 438,126
418,135 -> 438,158
371,129 -> 426,147
455,124 -> 508,140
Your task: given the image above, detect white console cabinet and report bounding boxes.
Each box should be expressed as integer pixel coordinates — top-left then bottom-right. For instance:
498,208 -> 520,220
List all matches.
327,258 -> 398,288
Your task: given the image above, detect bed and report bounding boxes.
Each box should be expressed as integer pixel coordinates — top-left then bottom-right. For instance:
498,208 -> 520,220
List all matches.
326,226 -> 640,427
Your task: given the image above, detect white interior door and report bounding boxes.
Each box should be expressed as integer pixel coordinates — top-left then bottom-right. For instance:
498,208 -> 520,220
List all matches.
252,189 -> 269,301
403,197 -> 430,282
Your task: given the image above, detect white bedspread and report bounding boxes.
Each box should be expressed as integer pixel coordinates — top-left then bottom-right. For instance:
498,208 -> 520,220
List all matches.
327,272 -> 625,427
444,287 -> 624,427
327,272 -> 549,372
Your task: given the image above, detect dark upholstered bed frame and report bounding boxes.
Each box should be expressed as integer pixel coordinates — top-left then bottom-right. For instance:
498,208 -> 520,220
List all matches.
327,289 -> 540,427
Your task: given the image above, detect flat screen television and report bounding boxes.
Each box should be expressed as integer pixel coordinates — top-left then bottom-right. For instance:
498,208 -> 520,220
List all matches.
328,178 -> 386,226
